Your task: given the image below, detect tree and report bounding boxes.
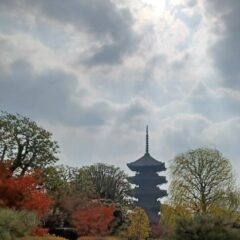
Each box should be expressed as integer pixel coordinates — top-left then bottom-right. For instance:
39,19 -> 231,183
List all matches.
172,214 -> 240,240
42,165 -> 77,208
0,162 -> 52,217
76,163 -> 132,205
74,168 -> 96,196
125,207 -> 150,240
0,111 -> 59,175
0,208 -> 39,240
71,204 -> 116,236
169,148 -> 236,214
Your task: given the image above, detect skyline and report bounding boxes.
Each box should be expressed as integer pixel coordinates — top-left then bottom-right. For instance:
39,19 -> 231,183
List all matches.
0,0 -> 239,180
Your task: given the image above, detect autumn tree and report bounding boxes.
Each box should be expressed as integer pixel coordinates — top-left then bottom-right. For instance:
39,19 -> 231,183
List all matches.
0,111 -> 59,175
169,148 -> 237,214
125,207 -> 150,240
71,204 -> 116,237
0,162 -> 52,217
76,163 -> 132,205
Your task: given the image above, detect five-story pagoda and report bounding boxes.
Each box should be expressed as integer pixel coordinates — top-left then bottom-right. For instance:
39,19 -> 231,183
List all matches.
127,126 -> 167,224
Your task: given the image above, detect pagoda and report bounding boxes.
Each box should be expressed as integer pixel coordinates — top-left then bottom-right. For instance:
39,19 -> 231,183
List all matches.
127,126 -> 167,224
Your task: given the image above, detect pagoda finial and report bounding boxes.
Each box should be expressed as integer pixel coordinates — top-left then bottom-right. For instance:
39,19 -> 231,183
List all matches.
146,125 -> 149,154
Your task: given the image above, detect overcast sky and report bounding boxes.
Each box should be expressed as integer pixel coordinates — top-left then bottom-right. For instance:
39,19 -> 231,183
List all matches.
0,0 -> 239,182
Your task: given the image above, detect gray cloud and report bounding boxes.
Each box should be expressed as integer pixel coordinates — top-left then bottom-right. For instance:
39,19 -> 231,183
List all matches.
0,59 -> 111,127
0,0 -> 138,65
205,0 -> 240,88
188,81 -> 240,121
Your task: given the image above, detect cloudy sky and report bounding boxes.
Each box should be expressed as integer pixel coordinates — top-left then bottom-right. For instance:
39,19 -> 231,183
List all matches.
0,0 -> 239,182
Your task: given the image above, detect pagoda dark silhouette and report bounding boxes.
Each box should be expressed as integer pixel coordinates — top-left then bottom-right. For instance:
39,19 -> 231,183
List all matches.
127,126 -> 167,224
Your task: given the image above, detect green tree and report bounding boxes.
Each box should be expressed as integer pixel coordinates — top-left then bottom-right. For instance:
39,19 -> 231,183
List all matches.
160,203 -> 191,236
125,207 -> 150,240
76,163 -> 132,205
42,165 -> 76,199
74,168 -> 96,196
0,111 -> 59,175
169,148 -> 236,214
0,208 -> 38,240
172,214 -> 240,240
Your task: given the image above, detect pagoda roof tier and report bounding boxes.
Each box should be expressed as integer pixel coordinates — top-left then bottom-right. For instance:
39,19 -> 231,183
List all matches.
127,153 -> 166,172
128,175 -> 167,185
138,201 -> 160,210
133,187 -> 167,198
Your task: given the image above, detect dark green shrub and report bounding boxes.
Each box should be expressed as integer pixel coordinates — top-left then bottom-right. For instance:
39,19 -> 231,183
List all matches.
171,214 -> 240,240
0,208 -> 38,240
48,228 -> 78,240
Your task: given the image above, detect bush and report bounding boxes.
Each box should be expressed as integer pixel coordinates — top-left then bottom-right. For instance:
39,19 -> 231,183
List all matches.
172,214 -> 240,240
124,207 -> 150,240
79,237 -> 119,240
22,236 -> 67,240
71,205 -> 115,236
31,227 -> 49,237
48,228 -> 78,240
0,208 -> 39,240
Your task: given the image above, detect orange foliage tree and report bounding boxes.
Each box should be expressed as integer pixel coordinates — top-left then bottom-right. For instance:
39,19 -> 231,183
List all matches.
71,204 -> 116,236
0,162 -> 52,217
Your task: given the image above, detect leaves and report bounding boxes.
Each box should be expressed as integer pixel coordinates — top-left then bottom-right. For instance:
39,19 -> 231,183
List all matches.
169,148 -> 235,213
0,111 -> 59,176
71,204 -> 116,236
125,207 -> 150,240
76,163 -> 132,205
172,214 -> 240,240
0,208 -> 39,240
0,163 -> 52,217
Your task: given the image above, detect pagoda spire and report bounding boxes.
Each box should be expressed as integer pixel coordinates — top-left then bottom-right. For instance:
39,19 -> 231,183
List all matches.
146,125 -> 149,154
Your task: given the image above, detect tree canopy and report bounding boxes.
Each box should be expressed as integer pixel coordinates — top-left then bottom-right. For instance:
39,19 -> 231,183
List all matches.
0,111 -> 59,175
75,163 -> 132,205
125,207 -> 150,240
0,162 -> 52,217
169,148 -> 236,213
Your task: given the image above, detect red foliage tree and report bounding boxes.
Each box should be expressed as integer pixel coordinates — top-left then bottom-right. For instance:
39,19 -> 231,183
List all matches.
31,226 -> 49,236
151,223 -> 165,239
0,162 -> 52,217
71,204 -> 116,236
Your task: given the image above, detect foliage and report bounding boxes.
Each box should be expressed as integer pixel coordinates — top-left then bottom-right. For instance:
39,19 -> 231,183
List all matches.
43,165 -> 77,199
150,224 -> 165,239
31,227 -> 49,237
74,168 -> 96,196
160,203 -> 191,235
171,214 -> 240,240
169,148 -> 236,213
42,165 -> 77,219
48,228 -> 78,240
79,237 -> 119,240
22,236 -> 67,240
45,194 -> 91,228
71,204 -> 116,237
208,189 -> 240,220
0,208 -> 39,240
76,163 -> 132,205
0,111 -> 59,176
0,162 -> 52,217
124,207 -> 150,240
